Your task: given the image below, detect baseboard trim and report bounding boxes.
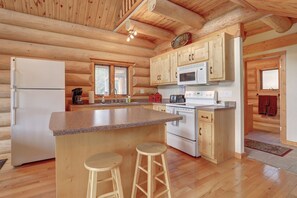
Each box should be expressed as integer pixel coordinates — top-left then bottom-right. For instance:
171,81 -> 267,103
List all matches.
234,152 -> 246,159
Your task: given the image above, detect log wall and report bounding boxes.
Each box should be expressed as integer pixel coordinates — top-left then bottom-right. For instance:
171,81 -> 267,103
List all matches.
0,54 -> 11,154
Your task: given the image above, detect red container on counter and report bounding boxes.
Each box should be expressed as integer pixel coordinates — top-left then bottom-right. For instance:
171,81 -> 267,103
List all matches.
154,92 -> 162,103
149,94 -> 155,102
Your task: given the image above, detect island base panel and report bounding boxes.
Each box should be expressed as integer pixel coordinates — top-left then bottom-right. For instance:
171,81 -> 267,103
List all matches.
55,124 -> 165,198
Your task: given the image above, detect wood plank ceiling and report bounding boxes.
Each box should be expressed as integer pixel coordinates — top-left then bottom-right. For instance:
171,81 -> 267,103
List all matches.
0,0 -> 122,31
0,0 -> 297,43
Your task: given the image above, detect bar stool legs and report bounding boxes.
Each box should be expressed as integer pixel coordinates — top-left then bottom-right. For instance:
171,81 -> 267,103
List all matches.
84,152 -> 124,198
132,142 -> 172,198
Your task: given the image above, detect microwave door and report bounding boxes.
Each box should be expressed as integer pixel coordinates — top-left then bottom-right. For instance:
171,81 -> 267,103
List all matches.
178,70 -> 197,85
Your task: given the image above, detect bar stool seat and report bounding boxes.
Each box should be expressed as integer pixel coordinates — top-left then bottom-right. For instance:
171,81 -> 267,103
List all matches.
132,142 -> 172,198
84,152 -> 124,198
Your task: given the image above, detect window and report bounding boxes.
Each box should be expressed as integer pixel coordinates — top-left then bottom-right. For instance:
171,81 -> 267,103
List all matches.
261,69 -> 279,90
94,63 -> 130,96
95,65 -> 110,95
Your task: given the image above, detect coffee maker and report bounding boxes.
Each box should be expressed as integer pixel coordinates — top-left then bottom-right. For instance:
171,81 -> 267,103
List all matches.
72,88 -> 84,105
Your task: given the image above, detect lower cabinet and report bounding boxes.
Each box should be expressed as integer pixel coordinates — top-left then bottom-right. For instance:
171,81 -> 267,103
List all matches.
153,104 -> 166,112
198,109 -> 235,164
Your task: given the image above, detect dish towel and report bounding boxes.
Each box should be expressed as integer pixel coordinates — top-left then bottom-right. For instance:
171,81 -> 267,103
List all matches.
267,96 -> 277,116
258,95 -> 269,114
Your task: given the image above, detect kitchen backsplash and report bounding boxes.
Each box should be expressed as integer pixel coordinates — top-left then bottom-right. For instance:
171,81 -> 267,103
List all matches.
157,85 -> 185,99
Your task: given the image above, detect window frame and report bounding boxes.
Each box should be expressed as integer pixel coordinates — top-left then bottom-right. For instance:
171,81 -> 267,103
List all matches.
91,59 -> 133,98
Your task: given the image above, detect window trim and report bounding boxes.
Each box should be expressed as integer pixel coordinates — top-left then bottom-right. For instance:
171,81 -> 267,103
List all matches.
91,59 -> 133,98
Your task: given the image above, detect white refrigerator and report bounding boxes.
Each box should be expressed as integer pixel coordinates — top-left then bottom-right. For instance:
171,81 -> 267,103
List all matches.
10,57 -> 65,166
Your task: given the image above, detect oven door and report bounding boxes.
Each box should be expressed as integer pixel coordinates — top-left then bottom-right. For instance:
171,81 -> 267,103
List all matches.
166,107 -> 196,141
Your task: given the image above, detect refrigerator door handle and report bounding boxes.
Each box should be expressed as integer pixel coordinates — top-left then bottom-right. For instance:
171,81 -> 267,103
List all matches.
11,90 -> 17,125
11,57 -> 16,89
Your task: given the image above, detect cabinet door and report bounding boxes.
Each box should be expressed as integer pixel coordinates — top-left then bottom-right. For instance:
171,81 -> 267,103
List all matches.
150,58 -> 160,85
177,47 -> 192,66
209,36 -> 224,80
199,121 -> 214,159
191,42 -> 209,63
170,52 -> 178,83
159,54 -> 171,84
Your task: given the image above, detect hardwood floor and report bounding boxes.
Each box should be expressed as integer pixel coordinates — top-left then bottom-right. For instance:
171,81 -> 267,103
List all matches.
1,148 -> 297,198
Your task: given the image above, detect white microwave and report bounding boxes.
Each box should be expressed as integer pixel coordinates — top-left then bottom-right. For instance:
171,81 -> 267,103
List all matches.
177,62 -> 209,85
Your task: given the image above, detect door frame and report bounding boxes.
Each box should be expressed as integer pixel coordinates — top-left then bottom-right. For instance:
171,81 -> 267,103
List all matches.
244,51 -> 287,144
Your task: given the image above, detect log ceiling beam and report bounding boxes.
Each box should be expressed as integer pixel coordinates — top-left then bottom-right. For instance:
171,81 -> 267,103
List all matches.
261,15 -> 292,33
229,0 -> 257,11
147,0 -> 206,29
126,19 -> 175,40
155,8 -> 264,53
0,8 -> 155,49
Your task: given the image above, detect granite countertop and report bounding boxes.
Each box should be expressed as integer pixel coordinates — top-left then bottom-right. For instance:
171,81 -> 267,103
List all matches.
69,101 -> 169,108
49,107 -> 182,136
198,105 -> 236,111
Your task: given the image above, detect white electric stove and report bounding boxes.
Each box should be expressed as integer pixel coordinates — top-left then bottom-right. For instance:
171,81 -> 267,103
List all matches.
166,91 -> 217,157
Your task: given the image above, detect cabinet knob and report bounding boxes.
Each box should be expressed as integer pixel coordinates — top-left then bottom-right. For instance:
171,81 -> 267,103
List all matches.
188,54 -> 191,61
192,53 -> 194,61
199,128 -> 202,135
210,66 -> 213,74
175,72 -> 177,78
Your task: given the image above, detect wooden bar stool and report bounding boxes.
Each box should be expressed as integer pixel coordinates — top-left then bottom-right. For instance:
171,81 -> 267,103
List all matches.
131,142 -> 172,198
84,152 -> 124,198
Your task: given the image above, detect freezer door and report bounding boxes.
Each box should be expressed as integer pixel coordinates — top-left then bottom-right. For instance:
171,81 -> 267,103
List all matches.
13,58 -> 65,89
11,89 -> 65,166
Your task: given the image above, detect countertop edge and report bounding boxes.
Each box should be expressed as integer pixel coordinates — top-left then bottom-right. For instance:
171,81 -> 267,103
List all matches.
52,116 -> 181,136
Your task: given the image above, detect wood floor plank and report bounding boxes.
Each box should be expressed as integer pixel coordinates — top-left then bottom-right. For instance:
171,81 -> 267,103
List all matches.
1,148 -> 297,197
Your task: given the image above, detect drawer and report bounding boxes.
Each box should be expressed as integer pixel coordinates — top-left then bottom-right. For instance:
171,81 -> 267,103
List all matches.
198,110 -> 213,122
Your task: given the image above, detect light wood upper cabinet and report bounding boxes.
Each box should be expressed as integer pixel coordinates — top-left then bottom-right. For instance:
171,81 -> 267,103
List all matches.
150,52 -> 177,86
170,51 -> 178,83
208,33 -> 234,81
177,42 -> 208,66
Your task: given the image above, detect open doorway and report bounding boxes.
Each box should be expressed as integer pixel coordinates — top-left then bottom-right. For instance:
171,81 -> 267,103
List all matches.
244,51 -> 287,145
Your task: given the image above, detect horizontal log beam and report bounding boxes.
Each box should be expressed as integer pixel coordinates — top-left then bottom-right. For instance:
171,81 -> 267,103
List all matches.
133,87 -> 157,96
133,67 -> 150,77
65,61 -> 91,74
0,8 -> 155,49
133,77 -> 150,87
0,112 -> 10,127
261,15 -> 292,33
65,73 -> 92,86
230,0 -> 257,11
148,0 -> 205,29
0,55 -> 11,70
0,23 -> 155,58
0,127 -> 11,141
243,33 -> 297,55
0,98 -> 10,112
0,84 -> 10,98
0,70 -> 10,84
0,39 -> 150,66
126,19 -> 175,40
155,8 -> 264,53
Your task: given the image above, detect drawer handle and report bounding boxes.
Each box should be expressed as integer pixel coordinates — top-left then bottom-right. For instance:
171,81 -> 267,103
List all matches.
175,72 -> 177,78
210,66 -> 213,74
192,53 -> 194,60
201,116 -> 209,119
188,54 -> 191,61
199,128 -> 202,135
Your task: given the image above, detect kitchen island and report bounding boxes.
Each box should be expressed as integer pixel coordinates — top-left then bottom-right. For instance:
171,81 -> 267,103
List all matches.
49,107 -> 181,198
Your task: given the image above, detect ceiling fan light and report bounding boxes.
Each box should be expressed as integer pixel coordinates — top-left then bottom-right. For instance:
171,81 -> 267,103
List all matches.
130,34 -> 134,39
133,30 -> 137,36
126,37 -> 130,42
